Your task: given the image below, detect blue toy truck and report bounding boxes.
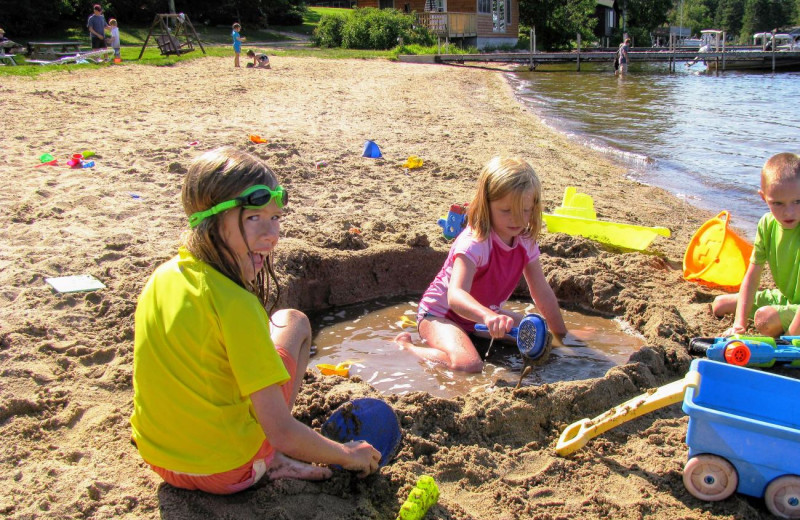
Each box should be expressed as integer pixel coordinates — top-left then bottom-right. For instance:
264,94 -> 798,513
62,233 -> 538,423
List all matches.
690,335 -> 800,368
681,359 -> 800,518
437,203 -> 468,240
557,359 -> 800,518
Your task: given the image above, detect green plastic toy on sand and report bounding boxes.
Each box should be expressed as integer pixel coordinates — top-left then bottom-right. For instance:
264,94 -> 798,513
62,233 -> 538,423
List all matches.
543,187 -> 671,251
397,475 -> 439,520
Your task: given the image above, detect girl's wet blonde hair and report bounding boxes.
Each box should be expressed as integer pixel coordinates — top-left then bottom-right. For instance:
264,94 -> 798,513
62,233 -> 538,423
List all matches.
181,146 -> 281,312
467,156 -> 542,242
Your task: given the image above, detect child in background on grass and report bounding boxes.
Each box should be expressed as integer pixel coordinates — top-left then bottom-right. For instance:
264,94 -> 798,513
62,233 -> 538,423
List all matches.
712,152 -> 800,337
130,147 -> 381,494
247,49 -> 271,69
108,19 -> 120,60
232,23 -> 246,68
395,156 -> 589,372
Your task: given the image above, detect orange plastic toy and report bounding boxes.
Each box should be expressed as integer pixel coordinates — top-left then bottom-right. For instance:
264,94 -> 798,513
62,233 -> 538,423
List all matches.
683,211 -> 753,291
315,361 -> 354,377
249,134 -> 268,144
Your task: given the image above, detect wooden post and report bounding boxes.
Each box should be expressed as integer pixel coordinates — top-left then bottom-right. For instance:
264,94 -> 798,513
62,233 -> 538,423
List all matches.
722,30 -> 726,70
529,28 -> 534,70
533,26 -> 536,53
772,29 -> 776,71
577,32 -> 581,71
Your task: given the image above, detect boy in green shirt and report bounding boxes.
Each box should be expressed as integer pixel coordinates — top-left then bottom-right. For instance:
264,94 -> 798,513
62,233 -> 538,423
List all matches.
713,152 -> 800,336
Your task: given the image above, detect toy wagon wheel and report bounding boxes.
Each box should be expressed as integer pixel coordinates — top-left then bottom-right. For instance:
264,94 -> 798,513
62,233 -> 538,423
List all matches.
765,475 -> 800,519
683,455 -> 738,502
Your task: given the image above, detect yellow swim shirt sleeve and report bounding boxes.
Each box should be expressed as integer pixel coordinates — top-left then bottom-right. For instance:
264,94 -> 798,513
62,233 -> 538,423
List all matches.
215,291 -> 290,397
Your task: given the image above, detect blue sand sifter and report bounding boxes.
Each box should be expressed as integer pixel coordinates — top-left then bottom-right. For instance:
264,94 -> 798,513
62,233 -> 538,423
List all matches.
475,313 -> 552,362
322,397 -> 402,467
362,140 -> 383,159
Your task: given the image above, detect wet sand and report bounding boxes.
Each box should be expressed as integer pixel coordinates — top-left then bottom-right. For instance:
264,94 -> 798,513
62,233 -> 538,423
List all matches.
0,56 -> 777,519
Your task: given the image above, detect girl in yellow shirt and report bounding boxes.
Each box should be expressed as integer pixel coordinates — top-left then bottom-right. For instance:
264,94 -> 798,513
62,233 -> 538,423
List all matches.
131,146 -> 380,494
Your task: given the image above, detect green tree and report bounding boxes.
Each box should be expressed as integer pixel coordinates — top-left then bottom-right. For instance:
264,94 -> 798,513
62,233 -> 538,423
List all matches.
715,0 -> 745,38
621,0 -> 672,44
0,0 -> 74,35
519,0 -> 597,49
741,0 -> 795,37
668,0 -> 714,36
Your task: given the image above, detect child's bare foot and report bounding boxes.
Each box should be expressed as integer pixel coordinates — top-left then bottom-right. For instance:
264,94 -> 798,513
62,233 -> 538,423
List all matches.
394,331 -> 414,350
266,452 -> 332,481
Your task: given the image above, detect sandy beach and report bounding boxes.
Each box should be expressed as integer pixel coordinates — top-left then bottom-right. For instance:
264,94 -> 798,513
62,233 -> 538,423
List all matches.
0,56 -> 778,519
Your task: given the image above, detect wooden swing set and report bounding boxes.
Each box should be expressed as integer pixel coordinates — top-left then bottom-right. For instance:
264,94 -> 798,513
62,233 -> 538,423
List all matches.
137,13 -> 206,60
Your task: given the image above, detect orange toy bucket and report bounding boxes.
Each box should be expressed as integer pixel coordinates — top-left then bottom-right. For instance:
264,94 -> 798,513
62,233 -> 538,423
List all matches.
683,211 -> 753,291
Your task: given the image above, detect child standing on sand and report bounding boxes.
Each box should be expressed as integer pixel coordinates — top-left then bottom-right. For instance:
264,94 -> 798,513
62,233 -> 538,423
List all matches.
130,147 -> 380,494
712,152 -> 800,337
232,23 -> 246,68
108,19 -> 121,60
395,156 -> 587,372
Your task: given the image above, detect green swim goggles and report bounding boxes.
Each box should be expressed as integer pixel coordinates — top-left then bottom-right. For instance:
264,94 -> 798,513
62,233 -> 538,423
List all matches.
189,185 -> 288,228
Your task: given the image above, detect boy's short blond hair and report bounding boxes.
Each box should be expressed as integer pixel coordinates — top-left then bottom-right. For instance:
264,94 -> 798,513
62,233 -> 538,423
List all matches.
232,23 -> 241,29
109,18 -> 117,26
761,152 -> 800,189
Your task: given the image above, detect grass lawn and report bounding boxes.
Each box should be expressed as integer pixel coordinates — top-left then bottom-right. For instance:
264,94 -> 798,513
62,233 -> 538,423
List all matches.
0,7 -> 480,77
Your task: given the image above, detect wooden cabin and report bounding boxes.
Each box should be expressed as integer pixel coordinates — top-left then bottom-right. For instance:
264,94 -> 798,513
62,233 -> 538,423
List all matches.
594,0 -> 619,48
356,0 -> 519,49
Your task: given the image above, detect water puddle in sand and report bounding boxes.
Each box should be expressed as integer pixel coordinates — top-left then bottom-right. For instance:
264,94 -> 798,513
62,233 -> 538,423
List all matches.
309,299 -> 646,398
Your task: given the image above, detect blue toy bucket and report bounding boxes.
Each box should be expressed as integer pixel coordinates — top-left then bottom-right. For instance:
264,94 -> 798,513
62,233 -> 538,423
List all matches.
362,140 -> 383,159
322,397 -> 402,467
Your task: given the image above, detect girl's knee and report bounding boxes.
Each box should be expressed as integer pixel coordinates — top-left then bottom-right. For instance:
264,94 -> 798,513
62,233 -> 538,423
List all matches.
456,358 -> 484,373
754,306 -> 783,336
274,308 -> 310,330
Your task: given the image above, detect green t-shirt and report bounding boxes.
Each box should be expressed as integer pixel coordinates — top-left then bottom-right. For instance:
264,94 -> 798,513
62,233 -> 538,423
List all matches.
751,212 -> 800,304
130,248 -> 289,474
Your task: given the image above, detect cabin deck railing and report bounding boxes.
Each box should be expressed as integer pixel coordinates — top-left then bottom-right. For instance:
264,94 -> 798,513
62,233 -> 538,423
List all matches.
416,12 -> 477,38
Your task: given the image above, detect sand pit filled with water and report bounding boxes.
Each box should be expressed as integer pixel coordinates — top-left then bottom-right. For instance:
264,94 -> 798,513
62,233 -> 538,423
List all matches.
0,56 -> 781,519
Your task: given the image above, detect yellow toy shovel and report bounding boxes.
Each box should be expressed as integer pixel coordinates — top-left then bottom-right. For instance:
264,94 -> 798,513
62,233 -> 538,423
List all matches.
556,370 -> 701,457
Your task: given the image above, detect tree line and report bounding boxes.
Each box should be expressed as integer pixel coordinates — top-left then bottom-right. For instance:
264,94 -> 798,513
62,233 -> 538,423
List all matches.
668,0 -> 799,43
1,0 -> 796,46
0,0 -> 305,37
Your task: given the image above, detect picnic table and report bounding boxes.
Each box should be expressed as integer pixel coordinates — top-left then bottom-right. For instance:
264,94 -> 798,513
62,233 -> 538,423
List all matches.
27,41 -> 82,61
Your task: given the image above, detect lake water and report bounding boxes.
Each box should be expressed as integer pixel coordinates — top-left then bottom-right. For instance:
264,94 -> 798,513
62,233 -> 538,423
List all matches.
310,299 -> 645,398
508,63 -> 800,238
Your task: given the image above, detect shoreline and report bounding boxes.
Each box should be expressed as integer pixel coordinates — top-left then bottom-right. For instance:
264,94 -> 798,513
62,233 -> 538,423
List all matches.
502,65 -> 774,239
0,56 -> 772,519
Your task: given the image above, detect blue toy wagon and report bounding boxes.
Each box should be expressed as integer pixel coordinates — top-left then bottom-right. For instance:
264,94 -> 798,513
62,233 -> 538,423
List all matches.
682,359 -> 800,518
557,359 -> 800,518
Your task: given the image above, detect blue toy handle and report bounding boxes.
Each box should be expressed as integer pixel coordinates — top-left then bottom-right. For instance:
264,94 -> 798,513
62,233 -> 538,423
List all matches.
474,324 -> 519,337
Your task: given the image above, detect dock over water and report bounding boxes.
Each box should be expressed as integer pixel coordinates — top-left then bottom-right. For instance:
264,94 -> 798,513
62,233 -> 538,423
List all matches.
400,49 -> 800,71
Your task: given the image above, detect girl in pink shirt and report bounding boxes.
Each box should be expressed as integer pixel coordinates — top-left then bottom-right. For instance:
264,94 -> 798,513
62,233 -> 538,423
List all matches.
395,157 -> 583,372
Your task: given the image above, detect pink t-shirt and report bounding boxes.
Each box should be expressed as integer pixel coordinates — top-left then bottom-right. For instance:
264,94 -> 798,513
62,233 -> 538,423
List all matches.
418,227 -> 540,331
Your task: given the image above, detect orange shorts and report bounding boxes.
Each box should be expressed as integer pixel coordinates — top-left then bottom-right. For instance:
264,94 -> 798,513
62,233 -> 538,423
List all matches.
150,347 -> 297,495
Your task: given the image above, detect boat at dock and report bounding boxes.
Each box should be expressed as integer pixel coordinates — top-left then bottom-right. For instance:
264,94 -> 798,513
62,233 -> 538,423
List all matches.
696,29 -> 800,70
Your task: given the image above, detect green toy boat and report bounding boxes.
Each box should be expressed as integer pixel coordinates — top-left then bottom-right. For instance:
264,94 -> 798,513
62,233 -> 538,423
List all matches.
543,187 -> 671,251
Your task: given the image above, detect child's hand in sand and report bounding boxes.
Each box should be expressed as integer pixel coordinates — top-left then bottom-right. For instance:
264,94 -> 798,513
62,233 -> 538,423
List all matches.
722,324 -> 747,337
341,440 -> 381,478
